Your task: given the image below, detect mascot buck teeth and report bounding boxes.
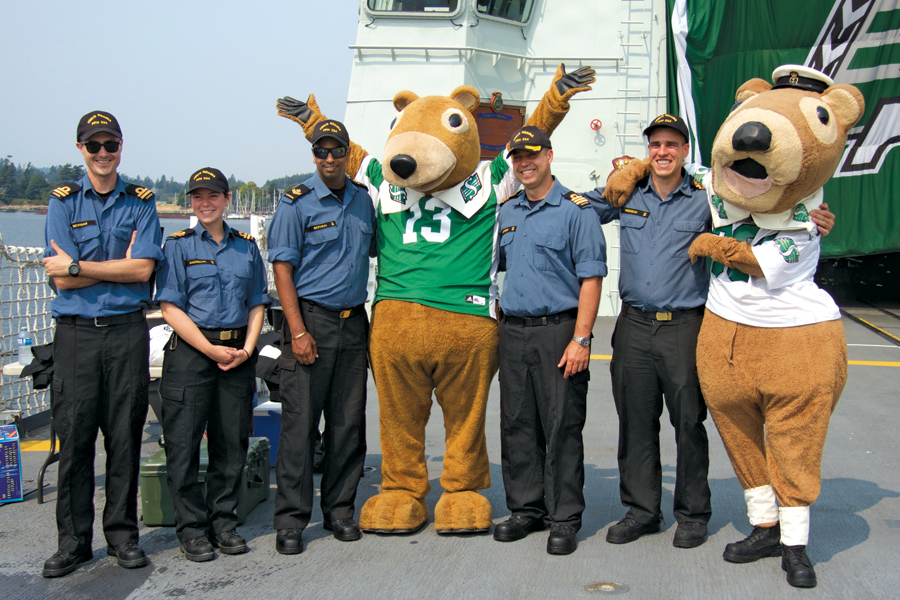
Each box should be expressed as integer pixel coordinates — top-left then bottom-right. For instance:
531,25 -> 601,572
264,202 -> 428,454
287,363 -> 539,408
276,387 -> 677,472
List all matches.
277,64 -> 594,535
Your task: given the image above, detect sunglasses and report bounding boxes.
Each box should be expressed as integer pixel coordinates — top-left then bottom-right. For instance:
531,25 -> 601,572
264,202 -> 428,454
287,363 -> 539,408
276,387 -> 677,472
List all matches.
312,146 -> 348,159
83,140 -> 121,154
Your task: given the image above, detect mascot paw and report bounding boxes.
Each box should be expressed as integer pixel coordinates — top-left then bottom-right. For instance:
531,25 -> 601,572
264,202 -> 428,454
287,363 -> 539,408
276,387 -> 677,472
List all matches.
688,232 -> 721,264
434,491 -> 492,534
359,492 -> 428,534
602,157 -> 651,207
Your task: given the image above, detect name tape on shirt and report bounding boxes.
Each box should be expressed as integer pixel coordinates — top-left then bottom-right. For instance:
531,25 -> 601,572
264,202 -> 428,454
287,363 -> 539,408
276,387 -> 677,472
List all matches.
186,259 -> 216,267
466,294 -> 487,306
305,221 -> 337,233
71,220 -> 97,229
622,207 -> 650,218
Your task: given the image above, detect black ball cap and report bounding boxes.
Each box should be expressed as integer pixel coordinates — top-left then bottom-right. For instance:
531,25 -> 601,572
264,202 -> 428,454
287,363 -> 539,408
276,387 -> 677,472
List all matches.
506,126 -> 552,157
643,113 -> 690,143
77,111 -> 122,142
187,168 -> 229,194
311,119 -> 350,147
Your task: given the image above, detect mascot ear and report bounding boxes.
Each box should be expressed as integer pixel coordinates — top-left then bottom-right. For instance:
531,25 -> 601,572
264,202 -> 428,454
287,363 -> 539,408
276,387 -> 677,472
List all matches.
394,91 -> 420,112
822,84 -> 865,131
450,86 -> 481,114
735,78 -> 771,103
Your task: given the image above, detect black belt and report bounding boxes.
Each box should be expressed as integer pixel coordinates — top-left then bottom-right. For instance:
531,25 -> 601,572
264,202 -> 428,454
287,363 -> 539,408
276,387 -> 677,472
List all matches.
57,309 -> 145,327
624,303 -> 705,322
502,308 -> 578,327
198,326 -> 247,342
300,299 -> 365,319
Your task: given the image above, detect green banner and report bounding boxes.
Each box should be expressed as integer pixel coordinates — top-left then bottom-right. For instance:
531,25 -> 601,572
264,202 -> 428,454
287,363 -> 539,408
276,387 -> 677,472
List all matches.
669,0 -> 900,258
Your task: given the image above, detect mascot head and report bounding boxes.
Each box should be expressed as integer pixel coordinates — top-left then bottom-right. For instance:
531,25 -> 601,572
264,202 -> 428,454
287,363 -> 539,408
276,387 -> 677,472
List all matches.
381,86 -> 482,194
711,64 -> 864,214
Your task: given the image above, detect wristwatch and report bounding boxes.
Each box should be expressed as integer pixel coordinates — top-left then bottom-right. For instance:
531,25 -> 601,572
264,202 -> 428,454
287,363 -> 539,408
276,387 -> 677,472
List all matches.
572,336 -> 590,348
68,261 -> 80,277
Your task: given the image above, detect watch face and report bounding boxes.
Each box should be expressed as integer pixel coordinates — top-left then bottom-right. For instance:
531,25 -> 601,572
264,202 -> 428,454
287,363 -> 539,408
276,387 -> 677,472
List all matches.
68,262 -> 80,276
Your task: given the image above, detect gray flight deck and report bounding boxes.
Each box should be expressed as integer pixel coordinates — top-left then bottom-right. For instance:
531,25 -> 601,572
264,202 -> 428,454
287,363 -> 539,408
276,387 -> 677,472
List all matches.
1,315 -> 898,599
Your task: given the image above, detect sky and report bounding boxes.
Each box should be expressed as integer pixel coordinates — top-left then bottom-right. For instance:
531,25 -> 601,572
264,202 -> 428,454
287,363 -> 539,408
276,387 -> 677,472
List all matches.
1,1 -> 361,185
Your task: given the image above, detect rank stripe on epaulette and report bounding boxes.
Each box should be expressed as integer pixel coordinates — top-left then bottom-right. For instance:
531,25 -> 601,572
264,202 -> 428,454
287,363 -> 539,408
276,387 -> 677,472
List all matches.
71,220 -> 97,229
350,178 -> 367,189
501,190 -> 523,205
500,226 -> 516,235
622,207 -> 650,218
284,184 -> 311,200
167,228 -> 195,239
185,259 -> 216,267
51,183 -> 81,199
305,221 -> 336,233
691,178 -> 704,190
234,230 -> 256,242
126,184 -> 155,202
564,191 -> 590,208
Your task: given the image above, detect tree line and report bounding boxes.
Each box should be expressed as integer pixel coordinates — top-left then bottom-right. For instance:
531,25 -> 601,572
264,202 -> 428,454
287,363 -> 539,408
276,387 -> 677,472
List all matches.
0,156 -> 312,209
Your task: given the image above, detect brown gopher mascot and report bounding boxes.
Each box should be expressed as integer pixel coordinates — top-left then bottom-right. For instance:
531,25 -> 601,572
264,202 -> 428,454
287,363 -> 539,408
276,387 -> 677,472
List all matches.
277,64 -> 594,534
685,65 -> 864,589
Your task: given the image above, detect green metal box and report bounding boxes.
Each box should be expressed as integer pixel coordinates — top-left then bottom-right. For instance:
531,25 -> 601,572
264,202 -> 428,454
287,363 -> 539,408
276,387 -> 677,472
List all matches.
140,437 -> 270,527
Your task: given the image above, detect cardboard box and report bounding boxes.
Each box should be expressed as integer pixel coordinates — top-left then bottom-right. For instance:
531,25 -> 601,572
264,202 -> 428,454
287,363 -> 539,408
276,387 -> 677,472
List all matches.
140,437 -> 270,527
0,425 -> 23,504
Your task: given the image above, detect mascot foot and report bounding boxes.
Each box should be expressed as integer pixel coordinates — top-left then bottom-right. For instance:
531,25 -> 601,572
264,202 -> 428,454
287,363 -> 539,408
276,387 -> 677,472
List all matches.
434,491 -> 492,534
360,492 -> 428,534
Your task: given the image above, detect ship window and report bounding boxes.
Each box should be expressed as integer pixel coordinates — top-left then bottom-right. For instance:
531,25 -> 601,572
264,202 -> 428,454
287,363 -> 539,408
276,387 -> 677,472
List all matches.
475,0 -> 534,23
367,0 -> 458,12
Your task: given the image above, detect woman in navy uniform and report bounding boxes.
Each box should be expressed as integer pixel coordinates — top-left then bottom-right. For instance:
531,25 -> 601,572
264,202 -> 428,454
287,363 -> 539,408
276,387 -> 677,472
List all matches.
155,167 -> 269,561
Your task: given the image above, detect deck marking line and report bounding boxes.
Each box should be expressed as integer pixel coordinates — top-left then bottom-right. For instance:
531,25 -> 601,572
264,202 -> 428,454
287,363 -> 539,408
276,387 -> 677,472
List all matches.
848,360 -> 900,367
20,440 -> 59,452
858,318 -> 900,343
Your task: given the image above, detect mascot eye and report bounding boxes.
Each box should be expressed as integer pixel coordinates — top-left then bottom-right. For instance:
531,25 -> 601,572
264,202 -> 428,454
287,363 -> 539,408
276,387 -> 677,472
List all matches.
441,108 -> 469,134
799,97 -> 838,145
730,101 -> 743,113
390,110 -> 404,131
390,118 -> 396,129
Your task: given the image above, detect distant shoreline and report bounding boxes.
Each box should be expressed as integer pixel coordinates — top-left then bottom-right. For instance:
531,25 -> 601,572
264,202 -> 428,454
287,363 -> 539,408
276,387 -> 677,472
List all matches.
0,205 -> 194,218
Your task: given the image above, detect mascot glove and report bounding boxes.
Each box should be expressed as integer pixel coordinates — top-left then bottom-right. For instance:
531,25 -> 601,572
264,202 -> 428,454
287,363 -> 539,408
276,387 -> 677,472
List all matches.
688,233 -> 722,263
553,63 -> 596,104
276,93 -> 326,138
602,157 -> 651,207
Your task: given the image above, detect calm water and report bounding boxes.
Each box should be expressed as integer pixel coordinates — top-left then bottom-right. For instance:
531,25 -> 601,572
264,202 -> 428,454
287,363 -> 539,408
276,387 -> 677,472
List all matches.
0,211 -> 254,249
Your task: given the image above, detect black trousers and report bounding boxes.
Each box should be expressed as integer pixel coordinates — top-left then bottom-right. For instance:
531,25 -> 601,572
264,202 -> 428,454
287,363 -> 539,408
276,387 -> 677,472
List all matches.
273,303 -> 367,530
610,305 -> 711,526
51,317 -> 150,553
498,315 -> 589,530
160,333 -> 255,542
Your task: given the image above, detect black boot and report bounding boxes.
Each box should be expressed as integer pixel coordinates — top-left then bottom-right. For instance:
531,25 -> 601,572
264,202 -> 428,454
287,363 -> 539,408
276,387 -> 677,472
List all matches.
722,523 -> 781,563
782,544 -> 817,588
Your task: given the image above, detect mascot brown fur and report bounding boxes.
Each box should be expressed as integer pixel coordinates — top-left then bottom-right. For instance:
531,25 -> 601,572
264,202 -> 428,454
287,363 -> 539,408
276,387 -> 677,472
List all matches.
277,64 -> 594,534
602,65 -> 863,589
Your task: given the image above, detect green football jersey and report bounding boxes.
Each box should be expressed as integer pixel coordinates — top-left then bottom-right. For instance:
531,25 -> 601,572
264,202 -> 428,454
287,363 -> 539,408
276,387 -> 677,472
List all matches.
356,154 -> 518,318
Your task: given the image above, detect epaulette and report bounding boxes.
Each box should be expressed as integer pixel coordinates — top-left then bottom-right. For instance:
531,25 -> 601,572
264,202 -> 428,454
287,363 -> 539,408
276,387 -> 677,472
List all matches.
350,178 -> 368,190
283,184 -> 311,201
234,230 -> 256,242
501,189 -> 524,205
126,184 -> 155,202
49,183 -> 81,200
564,191 -> 590,209
167,228 -> 195,239
691,178 -> 704,190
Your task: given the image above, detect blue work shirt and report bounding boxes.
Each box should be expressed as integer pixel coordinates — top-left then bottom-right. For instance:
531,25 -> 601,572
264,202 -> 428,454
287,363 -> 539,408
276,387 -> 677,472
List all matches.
586,170 -> 710,312
498,178 -> 608,317
155,221 -> 270,329
45,175 -> 164,318
267,172 -> 376,310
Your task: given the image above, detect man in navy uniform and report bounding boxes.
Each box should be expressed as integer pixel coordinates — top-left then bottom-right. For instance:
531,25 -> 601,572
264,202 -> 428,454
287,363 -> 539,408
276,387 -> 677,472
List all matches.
267,119 -> 376,554
493,126 -> 607,555
41,111 -> 163,577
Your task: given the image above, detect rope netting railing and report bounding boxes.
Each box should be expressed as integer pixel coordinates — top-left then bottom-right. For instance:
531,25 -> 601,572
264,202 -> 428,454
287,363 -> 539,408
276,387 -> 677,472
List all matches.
0,234 -> 54,419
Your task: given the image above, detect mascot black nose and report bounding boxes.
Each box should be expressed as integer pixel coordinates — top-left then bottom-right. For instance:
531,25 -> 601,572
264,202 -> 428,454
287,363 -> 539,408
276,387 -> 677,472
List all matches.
732,121 -> 772,153
390,155 -> 418,180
